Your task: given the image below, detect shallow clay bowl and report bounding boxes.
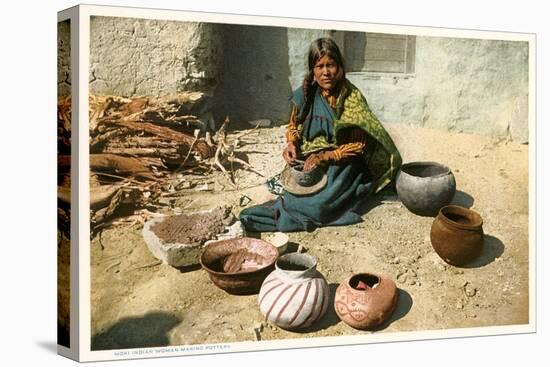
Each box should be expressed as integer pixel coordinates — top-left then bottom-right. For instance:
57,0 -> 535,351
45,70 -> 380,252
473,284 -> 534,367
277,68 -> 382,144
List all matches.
200,237 -> 279,295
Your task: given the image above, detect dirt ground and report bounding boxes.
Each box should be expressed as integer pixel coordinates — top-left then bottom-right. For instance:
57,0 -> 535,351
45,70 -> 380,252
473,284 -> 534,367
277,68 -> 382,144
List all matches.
90,123 -> 529,350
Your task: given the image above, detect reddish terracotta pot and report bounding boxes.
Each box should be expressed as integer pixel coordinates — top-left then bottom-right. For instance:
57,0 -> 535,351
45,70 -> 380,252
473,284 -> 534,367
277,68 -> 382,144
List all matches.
430,205 -> 484,266
334,273 -> 398,330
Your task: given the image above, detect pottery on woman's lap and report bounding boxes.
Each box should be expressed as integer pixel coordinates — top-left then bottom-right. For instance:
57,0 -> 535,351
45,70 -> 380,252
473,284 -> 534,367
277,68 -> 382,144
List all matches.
280,161 -> 328,196
289,161 -> 324,186
258,253 -> 329,330
396,161 -> 456,217
334,273 -> 398,330
430,205 -> 484,266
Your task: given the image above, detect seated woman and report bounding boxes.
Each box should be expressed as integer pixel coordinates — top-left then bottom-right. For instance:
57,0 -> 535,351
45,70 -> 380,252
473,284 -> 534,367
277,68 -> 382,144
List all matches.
240,37 -> 401,232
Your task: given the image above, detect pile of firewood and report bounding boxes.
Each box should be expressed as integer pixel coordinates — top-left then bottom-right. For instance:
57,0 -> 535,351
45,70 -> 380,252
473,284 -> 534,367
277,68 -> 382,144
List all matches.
57,92 -> 263,237
89,92 -> 215,164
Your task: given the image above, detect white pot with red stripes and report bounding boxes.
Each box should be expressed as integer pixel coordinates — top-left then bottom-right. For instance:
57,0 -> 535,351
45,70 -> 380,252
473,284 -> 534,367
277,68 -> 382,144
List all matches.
258,253 -> 329,330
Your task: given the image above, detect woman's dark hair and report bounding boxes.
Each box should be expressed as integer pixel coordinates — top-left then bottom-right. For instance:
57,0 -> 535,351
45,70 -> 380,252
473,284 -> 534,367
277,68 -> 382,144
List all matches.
299,38 -> 346,123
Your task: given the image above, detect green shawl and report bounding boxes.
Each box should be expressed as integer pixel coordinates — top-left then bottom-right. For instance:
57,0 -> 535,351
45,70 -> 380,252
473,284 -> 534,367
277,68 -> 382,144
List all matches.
297,79 -> 402,194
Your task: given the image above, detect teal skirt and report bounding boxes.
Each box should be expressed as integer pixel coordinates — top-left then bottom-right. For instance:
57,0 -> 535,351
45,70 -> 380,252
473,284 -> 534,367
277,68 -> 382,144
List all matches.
239,158 -> 373,232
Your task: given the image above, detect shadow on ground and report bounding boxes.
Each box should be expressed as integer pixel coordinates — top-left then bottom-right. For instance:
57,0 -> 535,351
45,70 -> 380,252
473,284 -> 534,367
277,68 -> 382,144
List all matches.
293,283 -> 344,333
450,190 -> 475,209
356,189 -> 476,218
177,264 -> 202,273
461,234 -> 505,268
355,194 -> 386,216
292,284 -> 413,333
91,311 -> 181,350
285,241 -> 301,253
369,288 -> 413,331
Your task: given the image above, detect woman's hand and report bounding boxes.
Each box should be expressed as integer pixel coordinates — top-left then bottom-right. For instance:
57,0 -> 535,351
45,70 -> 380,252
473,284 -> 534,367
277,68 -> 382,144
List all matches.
282,142 -> 298,164
303,153 -> 322,171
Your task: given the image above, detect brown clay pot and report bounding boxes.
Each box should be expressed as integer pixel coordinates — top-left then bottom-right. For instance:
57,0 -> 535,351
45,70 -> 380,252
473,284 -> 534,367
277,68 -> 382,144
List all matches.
200,238 -> 279,295
334,273 -> 398,330
430,205 -> 484,266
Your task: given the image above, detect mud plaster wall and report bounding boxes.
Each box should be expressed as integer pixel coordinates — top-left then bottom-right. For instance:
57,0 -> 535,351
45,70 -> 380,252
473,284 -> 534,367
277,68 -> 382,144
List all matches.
88,17 -> 331,126
86,17 -> 529,142
287,28 -> 335,98
89,16 -> 222,96
347,36 -> 529,142
213,24 -> 292,125
220,30 -> 528,141
212,26 -> 331,125
57,20 -> 71,97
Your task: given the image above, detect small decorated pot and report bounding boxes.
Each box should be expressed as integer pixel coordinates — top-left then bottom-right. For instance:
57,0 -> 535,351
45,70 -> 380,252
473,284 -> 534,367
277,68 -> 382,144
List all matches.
430,205 -> 484,266
263,232 -> 289,255
258,253 -> 329,330
334,273 -> 398,330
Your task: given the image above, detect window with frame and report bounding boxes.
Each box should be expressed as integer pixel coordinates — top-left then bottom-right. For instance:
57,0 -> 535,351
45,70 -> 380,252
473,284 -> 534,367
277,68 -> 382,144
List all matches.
343,32 -> 416,74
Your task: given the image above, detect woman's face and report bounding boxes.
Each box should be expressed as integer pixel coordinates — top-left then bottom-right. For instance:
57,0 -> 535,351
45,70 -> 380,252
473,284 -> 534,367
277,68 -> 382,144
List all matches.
313,54 -> 341,91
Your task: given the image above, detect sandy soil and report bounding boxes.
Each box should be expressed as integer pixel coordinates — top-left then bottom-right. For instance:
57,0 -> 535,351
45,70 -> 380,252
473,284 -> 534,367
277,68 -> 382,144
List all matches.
90,124 -> 529,350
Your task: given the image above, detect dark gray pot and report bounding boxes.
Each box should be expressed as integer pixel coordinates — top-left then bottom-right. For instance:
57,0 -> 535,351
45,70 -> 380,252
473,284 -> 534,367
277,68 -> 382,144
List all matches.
396,161 -> 456,217
289,161 -> 324,187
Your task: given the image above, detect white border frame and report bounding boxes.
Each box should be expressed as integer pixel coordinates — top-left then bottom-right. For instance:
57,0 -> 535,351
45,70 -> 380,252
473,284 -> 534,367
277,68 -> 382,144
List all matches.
58,4 -> 536,362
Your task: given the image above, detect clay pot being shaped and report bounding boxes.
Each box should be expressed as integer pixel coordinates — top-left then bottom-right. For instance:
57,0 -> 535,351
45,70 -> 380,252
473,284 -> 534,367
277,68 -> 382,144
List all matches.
396,161 -> 456,216
430,205 -> 484,266
334,273 -> 398,330
289,160 -> 324,187
258,253 -> 329,330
